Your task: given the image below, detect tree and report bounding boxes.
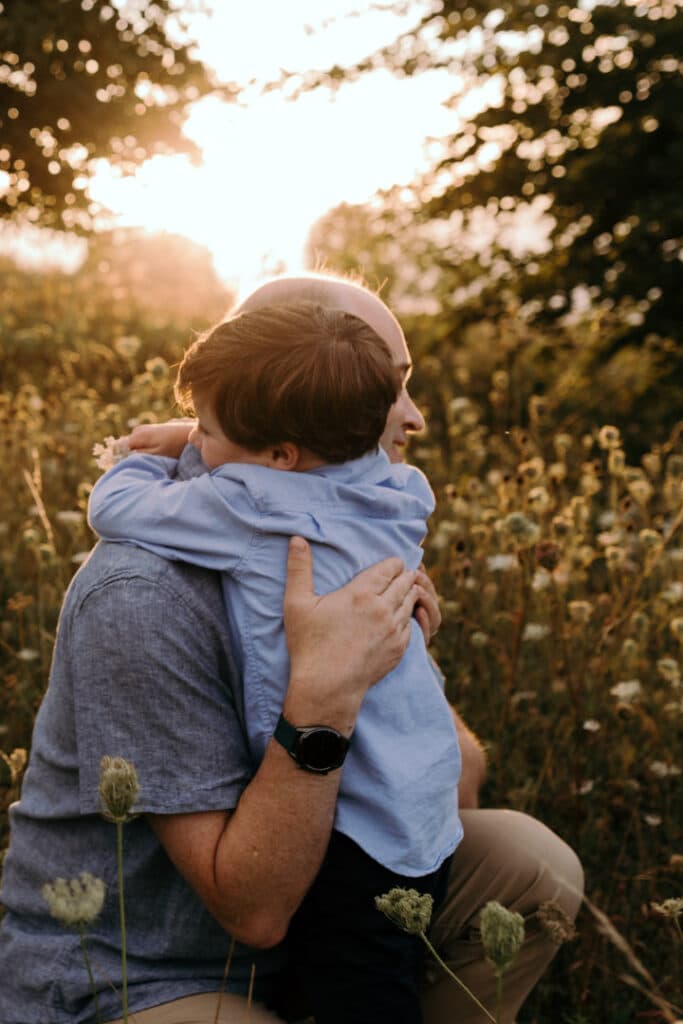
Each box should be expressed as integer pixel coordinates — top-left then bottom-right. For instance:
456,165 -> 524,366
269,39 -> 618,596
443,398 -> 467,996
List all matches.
314,1 -> 683,333
304,1 -> 683,444
1,0 -> 225,229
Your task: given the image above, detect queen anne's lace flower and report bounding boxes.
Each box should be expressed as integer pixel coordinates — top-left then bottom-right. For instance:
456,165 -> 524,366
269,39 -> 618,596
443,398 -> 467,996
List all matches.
42,873 -> 106,928
375,887 -> 433,935
480,901 -> 525,973
537,900 -> 577,944
93,436 -> 130,472
99,756 -> 140,823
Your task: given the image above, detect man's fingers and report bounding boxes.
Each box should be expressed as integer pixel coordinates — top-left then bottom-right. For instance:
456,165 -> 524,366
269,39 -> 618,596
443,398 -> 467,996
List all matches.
354,556 -> 407,596
381,564 -> 418,611
284,536 -> 314,607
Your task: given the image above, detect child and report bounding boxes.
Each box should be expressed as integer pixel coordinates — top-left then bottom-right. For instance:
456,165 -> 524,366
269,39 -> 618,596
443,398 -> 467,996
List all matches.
89,300 -> 461,1024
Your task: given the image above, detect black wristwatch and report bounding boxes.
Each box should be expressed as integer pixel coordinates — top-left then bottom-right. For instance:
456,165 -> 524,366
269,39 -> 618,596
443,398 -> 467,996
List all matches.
273,713 -> 350,775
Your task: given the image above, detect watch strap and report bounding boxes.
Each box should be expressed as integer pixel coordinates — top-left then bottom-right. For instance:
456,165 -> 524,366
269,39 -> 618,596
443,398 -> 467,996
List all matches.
273,712 -> 299,755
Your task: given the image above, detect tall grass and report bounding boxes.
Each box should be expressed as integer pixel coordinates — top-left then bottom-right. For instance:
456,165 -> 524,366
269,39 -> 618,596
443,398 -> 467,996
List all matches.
0,259 -> 681,1022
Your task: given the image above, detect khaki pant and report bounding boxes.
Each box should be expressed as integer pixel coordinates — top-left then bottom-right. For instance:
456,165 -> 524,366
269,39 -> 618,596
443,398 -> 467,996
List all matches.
107,809 -> 584,1024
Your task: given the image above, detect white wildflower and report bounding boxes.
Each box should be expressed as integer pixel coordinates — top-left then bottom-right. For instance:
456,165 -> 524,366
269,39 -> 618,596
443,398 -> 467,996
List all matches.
649,761 -> 681,778
42,873 -> 106,928
583,720 -> 601,732
55,511 -> 84,527
522,622 -> 551,642
610,679 -> 642,702
651,898 -> 683,919
500,512 -> 540,546
532,569 -> 552,591
93,435 -> 130,472
568,601 -> 593,624
487,554 -> 519,572
527,486 -> 551,512
661,582 -> 683,605
597,425 -> 621,450
657,658 -> 681,684
113,335 -> 141,359
17,648 -> 39,662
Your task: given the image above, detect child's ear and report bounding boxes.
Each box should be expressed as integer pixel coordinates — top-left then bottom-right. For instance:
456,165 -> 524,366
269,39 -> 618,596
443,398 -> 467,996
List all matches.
269,442 -> 300,470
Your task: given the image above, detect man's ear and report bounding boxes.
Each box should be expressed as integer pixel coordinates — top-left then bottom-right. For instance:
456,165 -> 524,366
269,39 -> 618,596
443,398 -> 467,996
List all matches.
269,442 -> 300,470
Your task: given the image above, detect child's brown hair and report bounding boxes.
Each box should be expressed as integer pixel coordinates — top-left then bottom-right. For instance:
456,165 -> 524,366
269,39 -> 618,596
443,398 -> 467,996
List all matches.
175,301 -> 400,464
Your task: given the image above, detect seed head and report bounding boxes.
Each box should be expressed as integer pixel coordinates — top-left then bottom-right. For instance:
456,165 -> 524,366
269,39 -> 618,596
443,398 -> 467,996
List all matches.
639,529 -> 663,550
597,425 -> 621,450
670,618 -> 683,643
536,540 -> 560,570
568,600 -> 593,624
665,455 -> 683,480
537,900 -> 577,944
650,898 -> 683,920
480,901 -> 525,973
42,872 -> 106,929
501,513 -> 540,547
628,478 -> 654,505
375,887 -> 434,935
656,658 -> 681,684
99,756 -> 140,823
553,433 -> 573,457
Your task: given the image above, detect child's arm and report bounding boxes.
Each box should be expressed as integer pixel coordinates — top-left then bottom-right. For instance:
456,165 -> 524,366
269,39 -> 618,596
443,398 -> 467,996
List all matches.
88,454 -> 256,573
127,420 -> 195,458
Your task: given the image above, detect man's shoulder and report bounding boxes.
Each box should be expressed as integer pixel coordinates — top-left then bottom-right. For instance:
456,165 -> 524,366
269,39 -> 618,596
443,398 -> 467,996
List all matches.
67,540 -> 225,617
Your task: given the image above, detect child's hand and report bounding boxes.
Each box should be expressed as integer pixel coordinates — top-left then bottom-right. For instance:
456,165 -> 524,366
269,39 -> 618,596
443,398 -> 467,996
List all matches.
414,566 -> 441,645
128,421 -> 195,458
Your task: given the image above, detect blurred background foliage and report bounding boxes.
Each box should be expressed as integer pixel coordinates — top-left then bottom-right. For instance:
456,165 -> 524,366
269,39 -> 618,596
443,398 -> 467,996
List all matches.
1,0 -> 227,229
305,0 -> 683,450
1,1 -> 682,1022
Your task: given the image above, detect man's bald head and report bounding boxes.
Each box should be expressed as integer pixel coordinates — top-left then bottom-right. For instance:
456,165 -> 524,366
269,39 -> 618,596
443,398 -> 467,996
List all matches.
234,274 -> 406,359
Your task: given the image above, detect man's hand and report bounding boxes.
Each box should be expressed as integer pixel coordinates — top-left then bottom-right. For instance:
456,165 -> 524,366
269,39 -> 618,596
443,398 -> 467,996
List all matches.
283,537 -> 418,730
127,420 -> 195,458
414,566 -> 441,645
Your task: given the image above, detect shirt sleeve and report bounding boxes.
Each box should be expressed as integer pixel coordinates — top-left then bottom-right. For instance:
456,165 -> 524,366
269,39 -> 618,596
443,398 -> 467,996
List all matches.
88,454 -> 258,573
69,564 -> 253,815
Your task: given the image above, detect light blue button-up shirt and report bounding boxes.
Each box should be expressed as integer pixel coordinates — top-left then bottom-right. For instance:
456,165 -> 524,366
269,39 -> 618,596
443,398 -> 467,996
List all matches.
89,447 -> 462,876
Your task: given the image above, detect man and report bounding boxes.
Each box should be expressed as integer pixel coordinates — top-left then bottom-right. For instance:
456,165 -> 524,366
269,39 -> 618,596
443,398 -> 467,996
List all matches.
0,274 -> 583,1024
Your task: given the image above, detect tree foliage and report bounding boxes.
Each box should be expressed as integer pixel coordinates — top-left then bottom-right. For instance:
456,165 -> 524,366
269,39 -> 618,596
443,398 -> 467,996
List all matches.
306,1 -> 683,446
1,0 -> 222,229
325,1 -> 683,334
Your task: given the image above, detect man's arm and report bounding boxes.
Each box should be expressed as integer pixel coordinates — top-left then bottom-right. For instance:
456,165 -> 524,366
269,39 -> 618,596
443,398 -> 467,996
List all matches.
149,538 -> 418,948
451,708 -> 487,809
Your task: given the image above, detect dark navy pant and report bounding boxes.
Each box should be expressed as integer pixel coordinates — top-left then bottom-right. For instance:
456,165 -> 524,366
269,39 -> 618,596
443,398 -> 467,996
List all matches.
282,831 -> 451,1024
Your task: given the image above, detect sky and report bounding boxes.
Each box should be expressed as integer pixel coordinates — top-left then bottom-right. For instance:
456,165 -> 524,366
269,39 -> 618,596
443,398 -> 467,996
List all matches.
83,0 -> 458,292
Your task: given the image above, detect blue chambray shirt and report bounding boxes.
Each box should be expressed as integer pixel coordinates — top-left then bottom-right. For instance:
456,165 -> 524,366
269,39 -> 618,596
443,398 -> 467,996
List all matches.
0,451 -> 285,1023
89,446 -> 462,878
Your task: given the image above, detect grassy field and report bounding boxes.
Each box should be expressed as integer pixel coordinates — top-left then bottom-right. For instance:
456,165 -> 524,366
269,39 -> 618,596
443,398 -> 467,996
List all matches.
1,257 -> 681,1022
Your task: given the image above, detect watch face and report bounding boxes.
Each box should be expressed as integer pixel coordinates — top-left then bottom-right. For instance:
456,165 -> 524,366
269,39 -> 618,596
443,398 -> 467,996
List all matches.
297,727 -> 348,772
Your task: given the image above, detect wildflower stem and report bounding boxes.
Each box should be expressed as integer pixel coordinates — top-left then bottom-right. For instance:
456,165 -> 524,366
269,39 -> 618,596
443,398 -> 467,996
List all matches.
78,925 -> 102,1024
419,931 -> 496,1024
213,936 -> 236,1024
495,970 -> 503,1024
116,820 -> 128,1024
